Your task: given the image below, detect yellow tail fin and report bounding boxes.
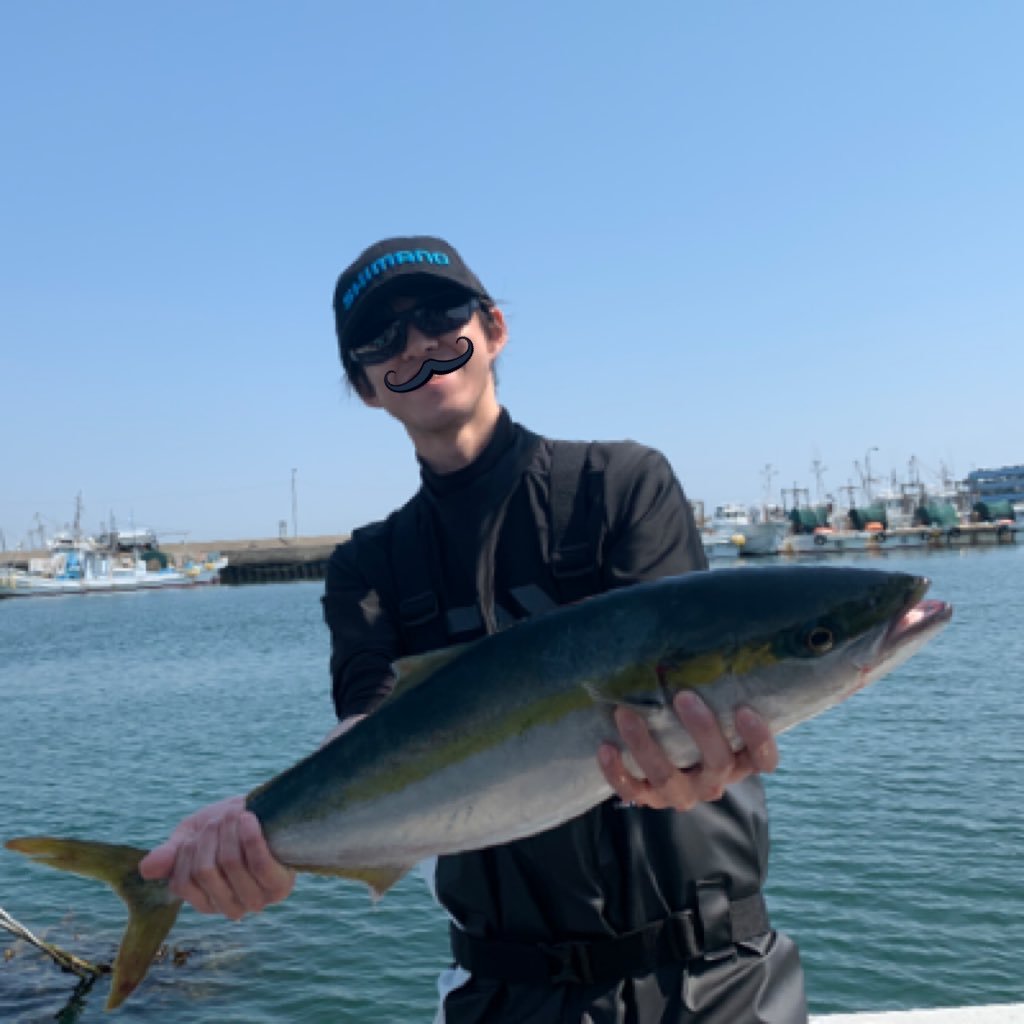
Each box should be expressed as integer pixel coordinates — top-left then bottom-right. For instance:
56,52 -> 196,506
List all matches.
5,837 -> 182,1010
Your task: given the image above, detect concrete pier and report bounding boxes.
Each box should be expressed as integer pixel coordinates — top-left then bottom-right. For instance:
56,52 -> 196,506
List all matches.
813,1006 -> 1024,1023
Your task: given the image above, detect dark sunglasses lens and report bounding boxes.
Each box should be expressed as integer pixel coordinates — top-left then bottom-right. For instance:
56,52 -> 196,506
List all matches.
412,299 -> 477,335
350,321 -> 404,365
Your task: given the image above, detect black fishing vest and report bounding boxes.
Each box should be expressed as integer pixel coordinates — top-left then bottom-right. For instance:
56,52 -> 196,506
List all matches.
393,440 -> 603,651
334,429 -> 806,1022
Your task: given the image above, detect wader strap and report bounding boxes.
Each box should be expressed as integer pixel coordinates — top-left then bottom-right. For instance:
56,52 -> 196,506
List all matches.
449,891 -> 770,986
392,499 -> 451,651
548,441 -> 603,604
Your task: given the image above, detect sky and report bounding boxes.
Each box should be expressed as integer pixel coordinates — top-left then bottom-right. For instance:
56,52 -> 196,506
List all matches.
2,1 -> 1021,547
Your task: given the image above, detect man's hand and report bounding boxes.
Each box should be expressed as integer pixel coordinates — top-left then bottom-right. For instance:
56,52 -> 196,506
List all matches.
598,691 -> 779,812
138,795 -> 295,920
138,717 -> 367,920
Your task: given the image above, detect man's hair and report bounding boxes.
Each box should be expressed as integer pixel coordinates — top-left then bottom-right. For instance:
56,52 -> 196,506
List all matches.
345,301 -> 503,399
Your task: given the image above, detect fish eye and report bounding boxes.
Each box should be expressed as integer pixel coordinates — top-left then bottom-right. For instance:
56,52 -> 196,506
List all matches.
805,626 -> 834,655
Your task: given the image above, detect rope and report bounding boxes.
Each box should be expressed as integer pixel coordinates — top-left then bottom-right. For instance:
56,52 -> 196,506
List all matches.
0,904 -> 108,979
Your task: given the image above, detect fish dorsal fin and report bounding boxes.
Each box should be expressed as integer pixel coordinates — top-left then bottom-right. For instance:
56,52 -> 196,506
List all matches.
390,640 -> 477,699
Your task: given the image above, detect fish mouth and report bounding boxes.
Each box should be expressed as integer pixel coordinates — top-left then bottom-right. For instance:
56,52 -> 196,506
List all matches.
881,576 -> 953,653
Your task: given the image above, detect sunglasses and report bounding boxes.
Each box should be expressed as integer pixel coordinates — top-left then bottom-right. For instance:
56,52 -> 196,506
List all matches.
348,295 -> 483,366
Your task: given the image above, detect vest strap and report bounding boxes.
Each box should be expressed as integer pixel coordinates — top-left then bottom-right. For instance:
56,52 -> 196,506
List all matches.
548,442 -> 603,603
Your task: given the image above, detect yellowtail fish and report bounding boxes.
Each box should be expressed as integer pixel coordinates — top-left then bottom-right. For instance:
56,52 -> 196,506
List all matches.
6,565 -> 952,1009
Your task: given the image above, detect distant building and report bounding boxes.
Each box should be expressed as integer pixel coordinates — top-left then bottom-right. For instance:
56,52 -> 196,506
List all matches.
966,464 -> 1024,503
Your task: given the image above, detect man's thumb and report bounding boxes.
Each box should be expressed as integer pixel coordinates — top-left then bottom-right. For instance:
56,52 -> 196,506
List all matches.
138,843 -> 176,880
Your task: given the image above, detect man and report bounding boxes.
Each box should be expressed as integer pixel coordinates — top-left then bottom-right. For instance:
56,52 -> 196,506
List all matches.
142,236 -> 807,1023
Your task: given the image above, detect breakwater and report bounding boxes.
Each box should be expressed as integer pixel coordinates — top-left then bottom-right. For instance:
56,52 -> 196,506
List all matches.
207,539 -> 344,585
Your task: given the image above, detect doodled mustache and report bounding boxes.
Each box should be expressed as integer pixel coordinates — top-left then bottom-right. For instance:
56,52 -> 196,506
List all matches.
384,336 -> 475,394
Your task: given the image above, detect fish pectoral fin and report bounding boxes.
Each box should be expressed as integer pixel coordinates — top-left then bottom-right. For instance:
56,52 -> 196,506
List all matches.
314,864 -> 412,901
5,836 -> 183,1010
391,640 -> 478,699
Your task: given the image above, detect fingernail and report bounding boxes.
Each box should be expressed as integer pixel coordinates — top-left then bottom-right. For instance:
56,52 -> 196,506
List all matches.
598,747 -> 614,768
676,691 -> 700,713
735,707 -> 757,728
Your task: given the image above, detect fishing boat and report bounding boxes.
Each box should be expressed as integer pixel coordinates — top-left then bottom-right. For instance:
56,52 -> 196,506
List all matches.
709,503 -> 789,556
701,532 -> 743,561
0,538 -> 220,599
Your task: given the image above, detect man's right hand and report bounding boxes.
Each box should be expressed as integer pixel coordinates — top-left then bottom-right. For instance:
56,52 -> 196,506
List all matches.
138,795 -> 295,920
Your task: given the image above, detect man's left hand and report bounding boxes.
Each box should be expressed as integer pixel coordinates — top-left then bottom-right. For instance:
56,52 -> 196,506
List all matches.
597,691 -> 779,811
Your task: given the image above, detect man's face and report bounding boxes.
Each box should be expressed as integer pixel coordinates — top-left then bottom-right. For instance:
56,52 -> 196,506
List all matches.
356,293 -> 507,433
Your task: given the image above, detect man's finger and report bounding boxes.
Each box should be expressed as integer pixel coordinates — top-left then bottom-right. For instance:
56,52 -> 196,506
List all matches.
614,707 -> 678,792
239,812 -> 295,904
191,822 -> 246,920
217,813 -> 267,914
138,842 -> 176,881
168,839 -> 215,915
673,692 -> 734,798
734,707 -> 779,774
598,744 -> 668,809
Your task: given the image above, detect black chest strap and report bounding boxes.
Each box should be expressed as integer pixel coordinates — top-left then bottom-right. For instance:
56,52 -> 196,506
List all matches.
391,498 -> 452,651
548,440 -> 604,604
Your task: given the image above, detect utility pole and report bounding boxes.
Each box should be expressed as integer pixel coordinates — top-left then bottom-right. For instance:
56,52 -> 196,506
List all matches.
291,468 -> 298,539
32,512 -> 46,550
73,492 -> 84,542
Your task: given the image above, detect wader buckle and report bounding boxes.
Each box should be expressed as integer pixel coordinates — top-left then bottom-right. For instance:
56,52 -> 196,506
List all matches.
538,941 -> 594,985
696,878 -> 737,963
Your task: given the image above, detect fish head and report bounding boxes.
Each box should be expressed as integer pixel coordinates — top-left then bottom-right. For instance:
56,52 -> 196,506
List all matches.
656,567 -> 953,721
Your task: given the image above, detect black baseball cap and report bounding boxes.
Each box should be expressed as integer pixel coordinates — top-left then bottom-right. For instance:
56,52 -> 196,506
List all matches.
332,236 -> 492,362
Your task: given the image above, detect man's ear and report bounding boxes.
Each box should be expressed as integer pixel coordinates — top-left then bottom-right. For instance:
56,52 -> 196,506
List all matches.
485,306 -> 509,355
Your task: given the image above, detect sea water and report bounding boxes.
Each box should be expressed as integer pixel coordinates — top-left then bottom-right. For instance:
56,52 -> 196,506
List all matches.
0,546 -> 1021,1022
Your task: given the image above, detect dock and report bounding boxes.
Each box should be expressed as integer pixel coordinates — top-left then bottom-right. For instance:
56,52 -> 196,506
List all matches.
813,1006 -> 1024,1023
0,535 -> 350,585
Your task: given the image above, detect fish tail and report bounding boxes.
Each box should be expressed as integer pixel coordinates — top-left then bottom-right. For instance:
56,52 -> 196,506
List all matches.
5,836 -> 182,1010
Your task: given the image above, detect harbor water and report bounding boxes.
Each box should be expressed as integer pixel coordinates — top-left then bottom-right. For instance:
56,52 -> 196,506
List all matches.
1,546 -> 1021,1022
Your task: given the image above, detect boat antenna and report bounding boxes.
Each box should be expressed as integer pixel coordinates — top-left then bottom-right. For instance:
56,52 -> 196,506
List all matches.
810,458 -> 828,504
760,464 -> 777,511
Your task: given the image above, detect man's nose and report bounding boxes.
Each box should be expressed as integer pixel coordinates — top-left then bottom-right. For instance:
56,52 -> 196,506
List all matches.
402,326 -> 439,359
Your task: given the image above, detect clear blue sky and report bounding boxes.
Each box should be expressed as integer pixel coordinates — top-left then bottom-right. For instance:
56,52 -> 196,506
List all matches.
2,1 -> 1021,545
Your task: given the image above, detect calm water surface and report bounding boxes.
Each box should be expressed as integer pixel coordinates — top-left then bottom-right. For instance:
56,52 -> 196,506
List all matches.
1,547 -> 1021,1022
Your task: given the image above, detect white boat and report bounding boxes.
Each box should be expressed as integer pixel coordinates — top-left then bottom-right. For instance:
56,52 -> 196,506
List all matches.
701,533 -> 743,561
780,530 -> 881,555
0,540 -> 219,599
709,504 -> 789,556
